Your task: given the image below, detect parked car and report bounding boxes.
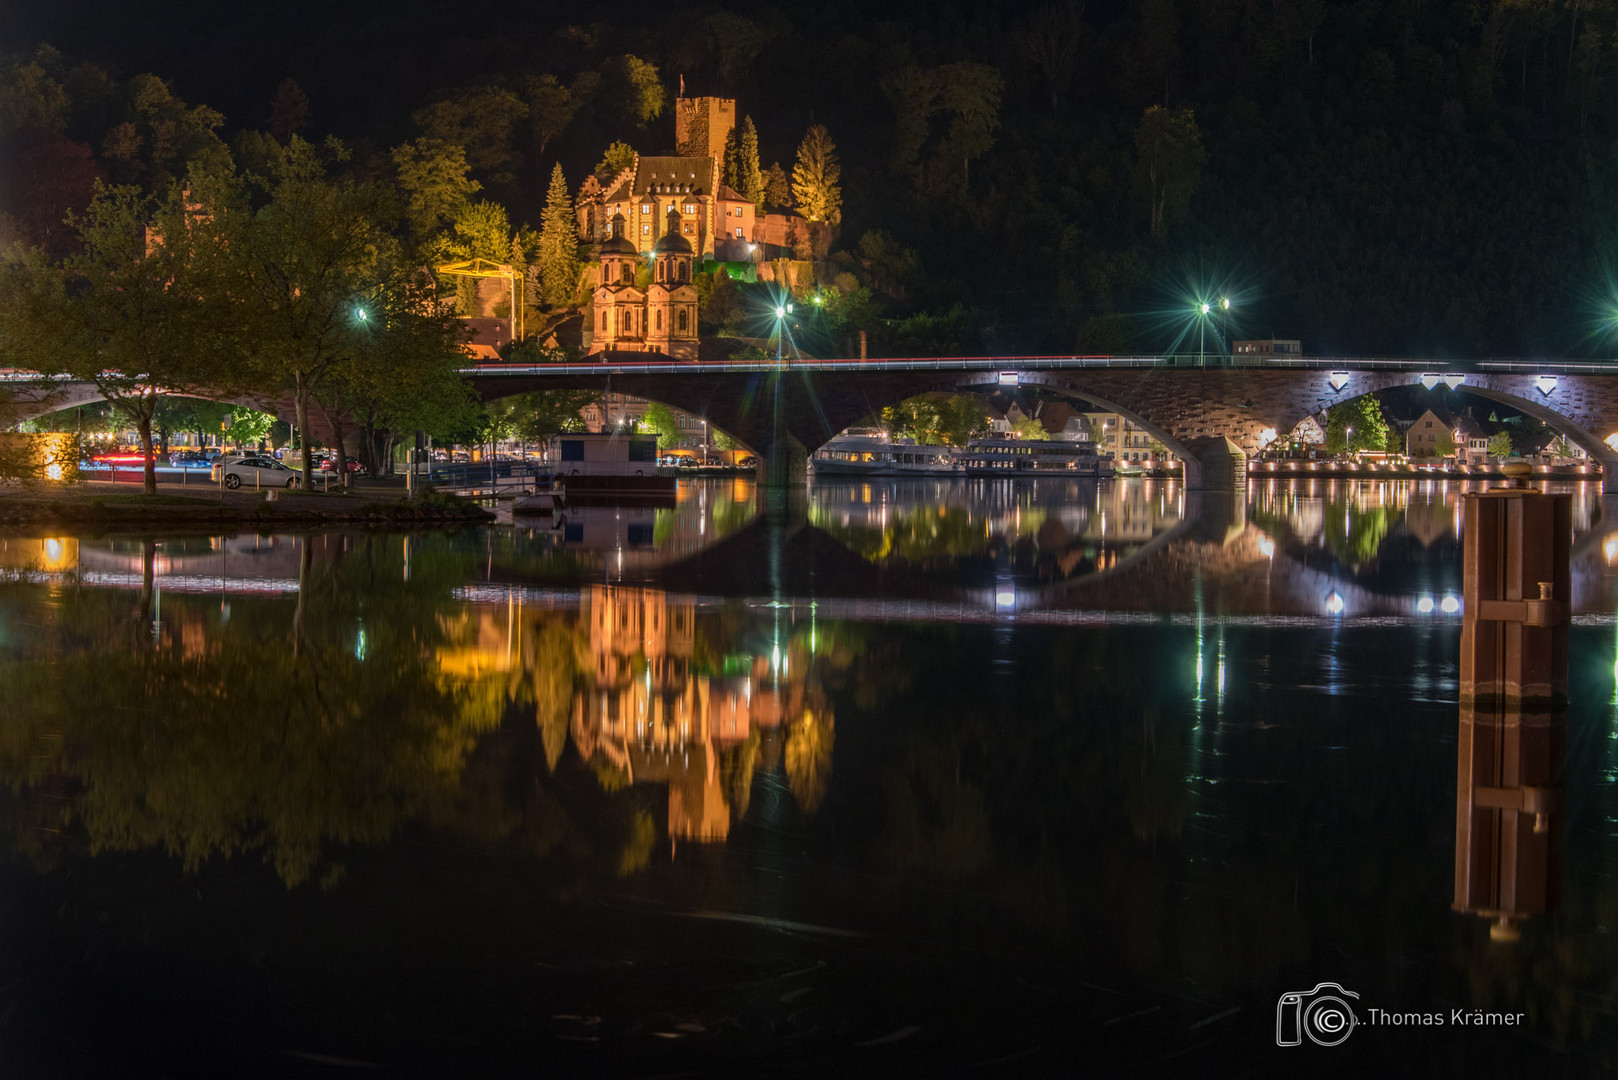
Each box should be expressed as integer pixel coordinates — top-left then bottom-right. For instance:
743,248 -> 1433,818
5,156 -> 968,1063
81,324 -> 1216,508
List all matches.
168,450 -> 206,467
315,456 -> 367,475
737,455 -> 758,469
211,453 -> 303,489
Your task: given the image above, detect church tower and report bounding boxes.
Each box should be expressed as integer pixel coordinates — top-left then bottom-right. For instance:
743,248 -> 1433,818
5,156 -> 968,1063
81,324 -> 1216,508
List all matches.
647,208 -> 699,360
590,212 -> 645,352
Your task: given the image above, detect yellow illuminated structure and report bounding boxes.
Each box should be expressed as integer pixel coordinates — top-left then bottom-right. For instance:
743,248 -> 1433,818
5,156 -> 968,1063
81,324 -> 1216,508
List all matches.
436,258 -> 525,346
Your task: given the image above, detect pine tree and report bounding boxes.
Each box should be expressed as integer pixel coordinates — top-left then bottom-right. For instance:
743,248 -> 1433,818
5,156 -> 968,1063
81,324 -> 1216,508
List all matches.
737,116 -> 764,208
791,124 -> 841,223
538,163 -> 579,309
722,126 -> 743,193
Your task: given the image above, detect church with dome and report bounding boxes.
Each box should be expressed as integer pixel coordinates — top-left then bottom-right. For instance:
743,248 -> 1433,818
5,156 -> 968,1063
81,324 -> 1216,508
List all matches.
587,206 -> 699,360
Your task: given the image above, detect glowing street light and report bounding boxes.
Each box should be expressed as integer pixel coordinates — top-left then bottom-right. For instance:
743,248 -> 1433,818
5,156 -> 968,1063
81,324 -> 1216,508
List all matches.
1194,297 -> 1232,366
773,301 -> 795,363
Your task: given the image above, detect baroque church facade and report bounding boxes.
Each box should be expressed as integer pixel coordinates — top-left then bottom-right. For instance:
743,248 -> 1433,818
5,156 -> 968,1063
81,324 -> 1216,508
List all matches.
589,207 -> 699,359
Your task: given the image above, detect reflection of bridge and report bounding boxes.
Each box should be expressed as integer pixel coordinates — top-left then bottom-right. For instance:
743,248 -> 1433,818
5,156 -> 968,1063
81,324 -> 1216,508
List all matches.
463,355 -> 1618,491
15,356 -> 1618,490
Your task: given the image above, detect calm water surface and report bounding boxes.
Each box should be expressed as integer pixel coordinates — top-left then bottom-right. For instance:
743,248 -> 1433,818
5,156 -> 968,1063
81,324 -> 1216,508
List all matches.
1,477 -> 1616,1077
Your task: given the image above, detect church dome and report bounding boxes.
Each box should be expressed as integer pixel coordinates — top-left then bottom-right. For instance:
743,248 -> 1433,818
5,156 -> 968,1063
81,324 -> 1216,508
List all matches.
599,212 -> 637,256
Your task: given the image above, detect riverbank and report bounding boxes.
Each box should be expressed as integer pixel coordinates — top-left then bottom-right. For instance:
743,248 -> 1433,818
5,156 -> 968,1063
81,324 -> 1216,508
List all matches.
0,482 -> 494,528
1249,460 -> 1600,482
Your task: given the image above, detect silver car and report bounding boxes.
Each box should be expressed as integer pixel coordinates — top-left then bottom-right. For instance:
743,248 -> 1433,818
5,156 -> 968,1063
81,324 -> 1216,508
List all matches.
211,454 -> 302,489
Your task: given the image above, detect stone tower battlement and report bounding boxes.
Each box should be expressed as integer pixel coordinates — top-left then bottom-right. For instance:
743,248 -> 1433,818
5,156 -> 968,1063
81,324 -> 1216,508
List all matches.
675,96 -> 736,160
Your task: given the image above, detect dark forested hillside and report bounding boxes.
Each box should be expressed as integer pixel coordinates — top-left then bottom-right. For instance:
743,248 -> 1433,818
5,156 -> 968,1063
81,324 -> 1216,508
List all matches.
5,0 -> 1618,356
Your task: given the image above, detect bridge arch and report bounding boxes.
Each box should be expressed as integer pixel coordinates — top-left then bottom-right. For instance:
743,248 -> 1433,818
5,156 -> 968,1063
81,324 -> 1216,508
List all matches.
474,382 -> 755,454
1274,375 -> 1618,489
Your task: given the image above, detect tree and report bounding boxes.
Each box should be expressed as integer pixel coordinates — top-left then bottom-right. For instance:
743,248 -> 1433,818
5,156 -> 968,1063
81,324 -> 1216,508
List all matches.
412,86 -> 528,185
0,180 -> 237,493
641,402 -> 682,449
937,63 -> 1003,189
507,389 -> 602,440
705,12 -> 770,91
737,116 -> 764,208
234,137 -> 403,486
722,125 -> 743,192
937,394 -> 988,446
1019,2 -> 1086,115
224,407 -> 275,448
791,124 -> 841,223
392,138 -> 480,240
1323,396 -> 1391,453
1012,416 -> 1050,441
595,140 -> 635,179
521,73 -> 579,159
1487,431 -> 1515,459
1431,430 -> 1458,459
762,162 -> 791,209
600,55 -> 665,128
267,78 -> 309,144
1133,106 -> 1206,241
537,164 -> 579,309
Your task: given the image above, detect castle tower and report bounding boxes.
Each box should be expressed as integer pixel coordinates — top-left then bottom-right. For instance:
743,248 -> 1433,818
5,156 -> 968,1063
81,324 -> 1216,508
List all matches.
675,96 -> 736,160
647,207 -> 699,361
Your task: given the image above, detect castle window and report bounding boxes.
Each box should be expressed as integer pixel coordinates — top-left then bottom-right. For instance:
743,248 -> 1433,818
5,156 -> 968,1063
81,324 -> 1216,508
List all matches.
621,265 -> 632,284
656,310 -> 663,330
683,203 -> 696,214
735,227 -> 743,238
678,309 -> 688,331
683,222 -> 695,235
642,224 -> 651,236
598,310 -> 604,329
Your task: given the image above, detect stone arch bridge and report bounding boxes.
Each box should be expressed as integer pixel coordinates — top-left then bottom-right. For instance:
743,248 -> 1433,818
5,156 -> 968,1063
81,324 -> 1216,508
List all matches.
14,355 -> 1618,490
467,354 -> 1618,491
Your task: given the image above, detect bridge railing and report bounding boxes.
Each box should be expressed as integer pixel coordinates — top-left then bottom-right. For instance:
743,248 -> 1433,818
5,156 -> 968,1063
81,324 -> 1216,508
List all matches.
459,355 -> 1618,376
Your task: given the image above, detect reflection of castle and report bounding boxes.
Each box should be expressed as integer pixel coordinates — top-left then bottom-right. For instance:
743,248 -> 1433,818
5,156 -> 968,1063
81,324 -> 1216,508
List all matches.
569,586 -> 800,843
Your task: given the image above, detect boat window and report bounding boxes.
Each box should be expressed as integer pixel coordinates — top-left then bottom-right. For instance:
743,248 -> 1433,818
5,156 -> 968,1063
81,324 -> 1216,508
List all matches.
559,440 -> 584,461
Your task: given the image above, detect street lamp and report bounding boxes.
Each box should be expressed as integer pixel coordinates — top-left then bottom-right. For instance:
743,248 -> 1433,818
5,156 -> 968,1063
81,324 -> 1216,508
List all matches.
1194,297 -> 1232,366
702,419 -> 708,465
774,302 -> 794,363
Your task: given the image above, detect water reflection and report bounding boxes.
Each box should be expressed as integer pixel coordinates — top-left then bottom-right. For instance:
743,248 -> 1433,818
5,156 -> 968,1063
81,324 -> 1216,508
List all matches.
2,495 -> 1618,1070
809,478 -> 1184,585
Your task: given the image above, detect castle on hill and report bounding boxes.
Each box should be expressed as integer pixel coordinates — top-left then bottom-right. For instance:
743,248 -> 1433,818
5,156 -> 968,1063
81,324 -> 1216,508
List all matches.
575,96 -> 758,265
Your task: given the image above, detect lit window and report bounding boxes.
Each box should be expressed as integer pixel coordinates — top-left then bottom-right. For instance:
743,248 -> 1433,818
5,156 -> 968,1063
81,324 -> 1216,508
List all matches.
642,224 -> 651,235
641,204 -> 651,214
735,227 -> 743,238
683,223 -> 695,234
734,207 -> 744,217
683,203 -> 696,214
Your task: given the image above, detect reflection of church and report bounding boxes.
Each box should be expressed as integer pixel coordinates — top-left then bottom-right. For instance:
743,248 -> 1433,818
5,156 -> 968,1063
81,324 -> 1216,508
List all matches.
570,586 -> 795,842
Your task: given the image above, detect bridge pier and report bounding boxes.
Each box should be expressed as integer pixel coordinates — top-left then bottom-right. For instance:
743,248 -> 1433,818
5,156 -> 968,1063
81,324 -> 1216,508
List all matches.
1181,436 -> 1248,494
757,433 -> 809,488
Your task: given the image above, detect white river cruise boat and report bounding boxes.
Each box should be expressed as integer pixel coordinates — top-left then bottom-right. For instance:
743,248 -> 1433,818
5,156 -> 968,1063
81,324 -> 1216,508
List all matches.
809,436 -> 962,477
958,437 -> 1115,477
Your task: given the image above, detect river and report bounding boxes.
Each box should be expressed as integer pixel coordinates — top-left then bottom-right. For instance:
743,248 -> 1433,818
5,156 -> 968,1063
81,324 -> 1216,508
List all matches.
0,476 -> 1614,1075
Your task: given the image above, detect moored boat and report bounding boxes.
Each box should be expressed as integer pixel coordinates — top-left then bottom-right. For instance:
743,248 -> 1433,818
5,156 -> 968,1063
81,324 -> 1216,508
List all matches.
958,437 -> 1115,477
809,436 -> 961,477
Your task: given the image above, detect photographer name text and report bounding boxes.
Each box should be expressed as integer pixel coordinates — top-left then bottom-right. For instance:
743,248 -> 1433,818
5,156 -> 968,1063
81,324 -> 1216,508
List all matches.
1364,1009 -> 1526,1027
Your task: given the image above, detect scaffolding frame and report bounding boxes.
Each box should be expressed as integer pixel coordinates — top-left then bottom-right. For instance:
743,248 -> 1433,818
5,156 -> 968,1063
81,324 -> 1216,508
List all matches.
436,258 -> 524,344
